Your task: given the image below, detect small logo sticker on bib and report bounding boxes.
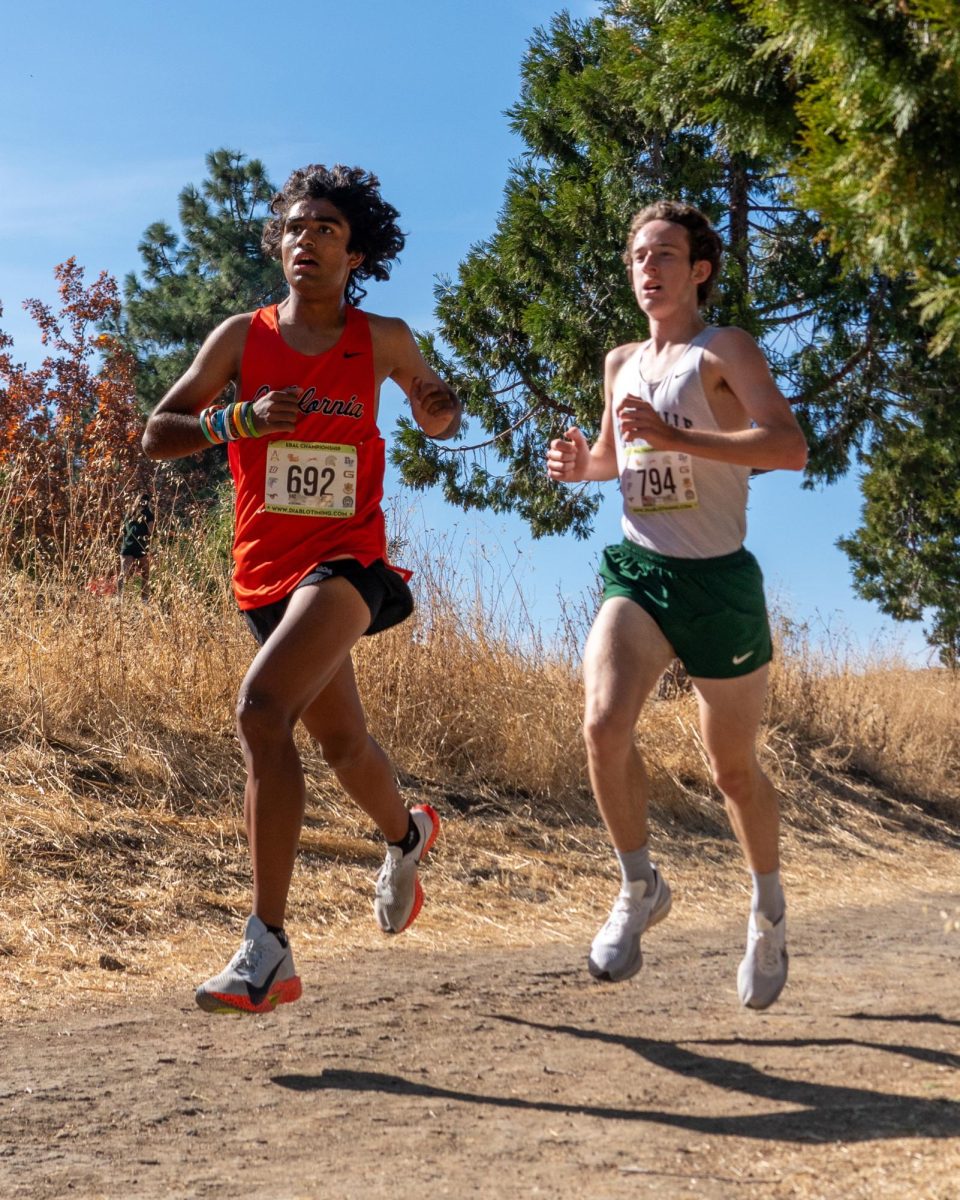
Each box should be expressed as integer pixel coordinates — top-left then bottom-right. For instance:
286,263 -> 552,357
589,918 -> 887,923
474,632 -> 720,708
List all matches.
264,440 -> 358,517
623,444 -> 699,514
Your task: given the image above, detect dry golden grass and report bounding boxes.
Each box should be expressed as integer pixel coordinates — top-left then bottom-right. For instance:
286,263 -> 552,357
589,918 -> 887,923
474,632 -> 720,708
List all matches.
767,615 -> 960,810
1,515 -> 958,1010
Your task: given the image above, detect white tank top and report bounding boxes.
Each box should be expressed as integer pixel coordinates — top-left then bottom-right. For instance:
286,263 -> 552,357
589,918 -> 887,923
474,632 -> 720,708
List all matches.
614,327 -> 750,558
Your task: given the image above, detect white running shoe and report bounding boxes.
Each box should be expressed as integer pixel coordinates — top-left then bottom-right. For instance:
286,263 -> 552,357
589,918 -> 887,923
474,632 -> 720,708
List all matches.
195,914 -> 302,1014
737,910 -> 788,1010
588,870 -> 672,982
374,804 -> 440,934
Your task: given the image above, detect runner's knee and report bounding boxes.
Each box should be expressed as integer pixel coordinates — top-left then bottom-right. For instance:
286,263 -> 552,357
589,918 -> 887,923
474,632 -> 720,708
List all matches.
317,726 -> 369,773
236,687 -> 296,751
583,705 -> 634,761
710,760 -> 757,804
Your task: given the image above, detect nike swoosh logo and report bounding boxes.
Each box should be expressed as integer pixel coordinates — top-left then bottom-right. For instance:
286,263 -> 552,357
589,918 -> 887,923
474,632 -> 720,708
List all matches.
246,960 -> 283,1006
646,588 -> 670,609
343,351 -> 363,358
732,651 -> 755,665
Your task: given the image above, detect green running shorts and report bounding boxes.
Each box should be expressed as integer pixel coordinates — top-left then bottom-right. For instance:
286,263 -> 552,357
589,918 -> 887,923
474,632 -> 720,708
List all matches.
598,540 -> 773,679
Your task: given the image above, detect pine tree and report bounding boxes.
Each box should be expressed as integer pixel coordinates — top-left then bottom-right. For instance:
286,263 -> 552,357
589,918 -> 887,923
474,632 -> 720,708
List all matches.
736,0 -> 960,662
121,148 -> 284,414
398,9 -> 939,517
396,3 -> 960,659
839,421 -> 960,666
742,0 -> 960,354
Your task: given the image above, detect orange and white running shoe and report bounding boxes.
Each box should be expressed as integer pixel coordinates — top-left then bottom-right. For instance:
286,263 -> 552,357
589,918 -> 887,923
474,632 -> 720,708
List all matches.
374,804 -> 440,934
195,915 -> 302,1014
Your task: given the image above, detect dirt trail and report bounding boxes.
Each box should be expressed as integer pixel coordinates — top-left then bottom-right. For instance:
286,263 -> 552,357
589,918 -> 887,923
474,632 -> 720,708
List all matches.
3,878 -> 959,1200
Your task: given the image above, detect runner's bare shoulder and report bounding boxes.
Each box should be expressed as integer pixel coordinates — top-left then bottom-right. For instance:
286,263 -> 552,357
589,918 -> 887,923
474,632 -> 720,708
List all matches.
363,311 -> 414,346
604,341 -> 642,384
701,325 -> 760,365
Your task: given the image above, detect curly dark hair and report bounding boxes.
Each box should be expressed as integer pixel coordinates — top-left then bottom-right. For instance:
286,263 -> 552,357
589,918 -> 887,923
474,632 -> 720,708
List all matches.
262,164 -> 405,305
623,201 -> 723,306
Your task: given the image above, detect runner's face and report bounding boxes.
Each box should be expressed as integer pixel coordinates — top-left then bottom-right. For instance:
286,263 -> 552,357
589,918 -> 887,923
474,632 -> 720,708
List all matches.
280,198 -> 364,295
629,220 -> 709,315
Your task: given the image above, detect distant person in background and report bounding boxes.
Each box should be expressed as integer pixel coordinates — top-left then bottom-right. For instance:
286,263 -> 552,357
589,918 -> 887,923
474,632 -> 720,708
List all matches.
118,493 -> 154,600
142,162 -> 461,1016
547,201 -> 807,1010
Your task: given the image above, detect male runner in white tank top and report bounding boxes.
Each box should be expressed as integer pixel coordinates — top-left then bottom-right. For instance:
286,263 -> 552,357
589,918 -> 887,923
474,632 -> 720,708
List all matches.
547,201 -> 808,1009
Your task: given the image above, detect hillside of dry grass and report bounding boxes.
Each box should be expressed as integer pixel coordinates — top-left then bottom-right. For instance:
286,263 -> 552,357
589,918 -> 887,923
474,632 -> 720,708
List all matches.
1,520 -> 958,1007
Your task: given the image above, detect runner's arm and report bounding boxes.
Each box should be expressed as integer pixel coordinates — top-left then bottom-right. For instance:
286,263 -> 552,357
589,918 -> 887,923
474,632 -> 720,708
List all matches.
141,316 -> 252,460
617,329 -> 807,471
546,347 -> 624,483
378,317 -> 462,440
141,317 -> 302,457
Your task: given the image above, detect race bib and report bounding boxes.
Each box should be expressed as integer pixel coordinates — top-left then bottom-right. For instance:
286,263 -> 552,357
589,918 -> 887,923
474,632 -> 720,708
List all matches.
623,444 -> 699,513
264,441 -> 358,517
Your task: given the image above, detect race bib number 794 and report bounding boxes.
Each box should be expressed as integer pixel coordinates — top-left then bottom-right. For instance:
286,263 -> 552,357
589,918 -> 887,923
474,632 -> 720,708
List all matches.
264,440 -> 358,517
623,444 -> 699,514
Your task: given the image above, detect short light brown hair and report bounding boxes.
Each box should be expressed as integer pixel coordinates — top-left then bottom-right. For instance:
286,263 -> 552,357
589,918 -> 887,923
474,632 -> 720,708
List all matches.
623,201 -> 723,305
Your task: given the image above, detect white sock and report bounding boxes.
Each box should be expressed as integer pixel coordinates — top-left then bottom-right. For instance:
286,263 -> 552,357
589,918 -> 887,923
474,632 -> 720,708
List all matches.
751,868 -> 784,924
616,844 -> 656,894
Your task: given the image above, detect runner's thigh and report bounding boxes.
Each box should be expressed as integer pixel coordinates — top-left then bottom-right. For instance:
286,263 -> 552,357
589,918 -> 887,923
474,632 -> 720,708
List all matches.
583,596 -> 676,724
239,578 -> 371,724
298,655 -> 368,750
692,665 -> 769,764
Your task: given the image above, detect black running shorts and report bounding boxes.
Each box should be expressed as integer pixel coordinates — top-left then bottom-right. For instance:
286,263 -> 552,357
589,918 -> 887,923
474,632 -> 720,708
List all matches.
241,558 -> 414,646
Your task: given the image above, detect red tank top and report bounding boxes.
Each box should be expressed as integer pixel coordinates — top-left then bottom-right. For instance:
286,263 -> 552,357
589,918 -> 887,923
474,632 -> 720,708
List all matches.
228,305 -> 400,609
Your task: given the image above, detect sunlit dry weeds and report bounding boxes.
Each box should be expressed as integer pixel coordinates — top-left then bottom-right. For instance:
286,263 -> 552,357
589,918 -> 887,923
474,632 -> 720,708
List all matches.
0,517 -> 958,1008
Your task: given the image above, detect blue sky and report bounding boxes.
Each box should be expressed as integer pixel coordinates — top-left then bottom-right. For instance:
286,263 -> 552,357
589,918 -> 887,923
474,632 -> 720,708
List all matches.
0,0 -> 932,663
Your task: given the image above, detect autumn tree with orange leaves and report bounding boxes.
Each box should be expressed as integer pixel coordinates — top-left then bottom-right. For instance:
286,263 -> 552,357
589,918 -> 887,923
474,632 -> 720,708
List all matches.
0,258 -> 148,571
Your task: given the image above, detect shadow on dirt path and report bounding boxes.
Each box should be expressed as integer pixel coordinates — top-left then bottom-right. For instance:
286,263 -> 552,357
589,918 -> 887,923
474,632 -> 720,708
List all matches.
283,1008 -> 960,1147
2,890 -> 959,1199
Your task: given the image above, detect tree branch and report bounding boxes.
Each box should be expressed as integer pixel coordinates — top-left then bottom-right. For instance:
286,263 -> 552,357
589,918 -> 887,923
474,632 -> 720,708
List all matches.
513,365 -> 577,419
760,306 -> 819,323
789,281 -> 889,406
439,403 -> 545,453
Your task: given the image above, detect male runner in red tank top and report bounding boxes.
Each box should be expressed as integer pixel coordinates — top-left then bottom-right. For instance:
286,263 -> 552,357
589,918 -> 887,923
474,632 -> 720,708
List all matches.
143,164 -> 461,1014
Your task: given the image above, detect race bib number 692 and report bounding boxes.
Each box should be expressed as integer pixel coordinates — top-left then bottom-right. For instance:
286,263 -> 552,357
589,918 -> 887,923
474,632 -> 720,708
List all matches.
264,440 -> 358,517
